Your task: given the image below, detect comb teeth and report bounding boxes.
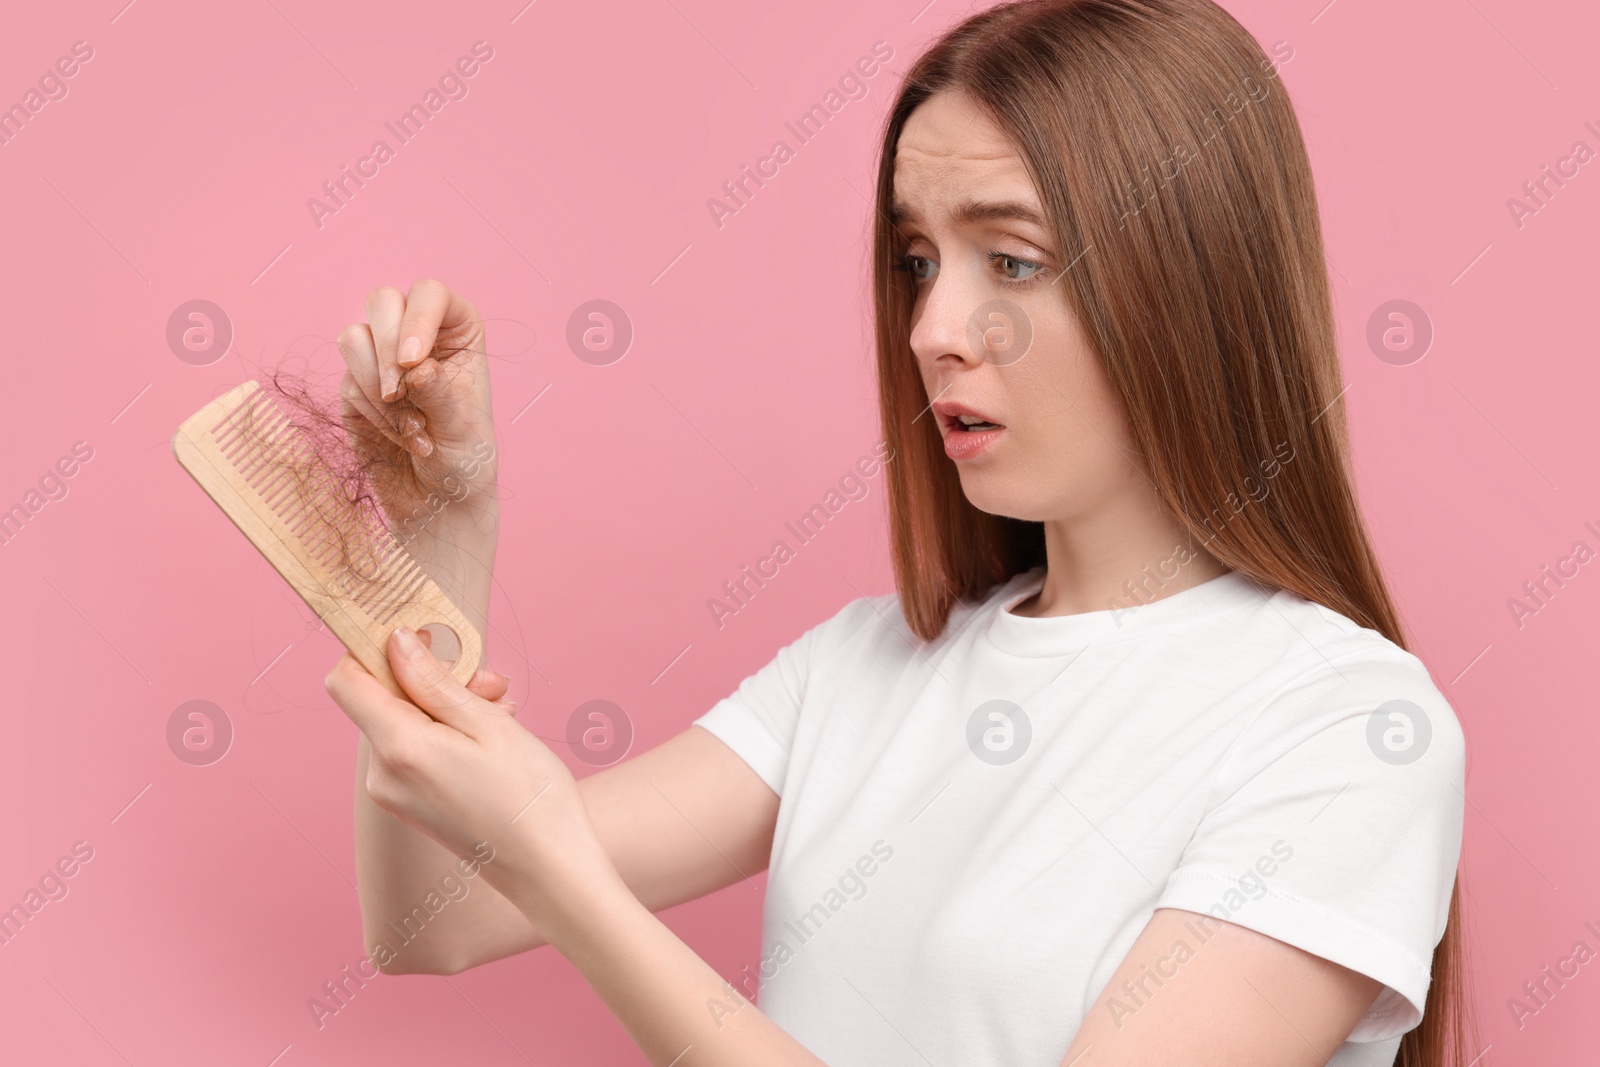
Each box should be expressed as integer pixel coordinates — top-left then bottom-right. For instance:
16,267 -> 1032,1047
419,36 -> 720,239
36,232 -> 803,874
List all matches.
209,389 -> 424,625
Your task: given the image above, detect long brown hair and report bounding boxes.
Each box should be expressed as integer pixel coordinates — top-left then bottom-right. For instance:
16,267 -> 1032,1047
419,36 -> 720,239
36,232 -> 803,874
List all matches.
869,2 -> 1472,1063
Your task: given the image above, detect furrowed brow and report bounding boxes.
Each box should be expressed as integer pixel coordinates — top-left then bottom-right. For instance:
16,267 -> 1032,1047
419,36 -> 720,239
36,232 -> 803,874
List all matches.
889,198 -> 1048,229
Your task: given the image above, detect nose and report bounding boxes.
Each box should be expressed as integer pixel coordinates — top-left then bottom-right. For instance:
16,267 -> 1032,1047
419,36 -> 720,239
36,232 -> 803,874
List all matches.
908,262 -> 986,374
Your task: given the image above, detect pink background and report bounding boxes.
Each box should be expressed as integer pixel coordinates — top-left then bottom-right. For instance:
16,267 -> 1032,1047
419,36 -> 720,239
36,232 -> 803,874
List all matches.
1,0 -> 1595,1063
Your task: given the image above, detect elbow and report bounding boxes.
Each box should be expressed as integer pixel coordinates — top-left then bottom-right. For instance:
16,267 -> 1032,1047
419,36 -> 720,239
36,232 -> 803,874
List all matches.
372,939 -> 547,976
361,925 -> 473,976
376,953 -> 471,976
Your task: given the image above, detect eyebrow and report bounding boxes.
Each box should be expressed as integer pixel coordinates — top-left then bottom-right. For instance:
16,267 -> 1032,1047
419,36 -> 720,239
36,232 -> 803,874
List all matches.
888,198 -> 1048,229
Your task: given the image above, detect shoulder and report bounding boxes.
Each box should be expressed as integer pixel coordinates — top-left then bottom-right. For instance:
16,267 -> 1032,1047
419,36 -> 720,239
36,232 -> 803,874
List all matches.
1228,586 -> 1466,793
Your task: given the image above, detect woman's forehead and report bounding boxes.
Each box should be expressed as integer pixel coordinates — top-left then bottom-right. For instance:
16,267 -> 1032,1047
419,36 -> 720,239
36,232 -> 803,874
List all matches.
898,91 -> 1016,158
893,93 -> 1035,210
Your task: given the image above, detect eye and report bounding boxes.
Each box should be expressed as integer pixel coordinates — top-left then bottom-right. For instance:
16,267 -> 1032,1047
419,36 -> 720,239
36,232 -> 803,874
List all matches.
988,252 -> 1046,284
890,254 -> 936,283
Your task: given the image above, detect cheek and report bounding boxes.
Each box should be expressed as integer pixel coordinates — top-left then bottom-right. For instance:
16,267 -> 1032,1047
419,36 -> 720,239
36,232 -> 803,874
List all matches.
1017,314 -> 1125,438
1010,333 -> 1136,483
1075,366 -> 1136,450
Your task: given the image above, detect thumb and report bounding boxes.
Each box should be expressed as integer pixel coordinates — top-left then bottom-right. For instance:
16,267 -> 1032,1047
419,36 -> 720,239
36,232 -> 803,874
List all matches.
415,628 -> 510,701
324,651 -> 432,750
386,625 -> 506,736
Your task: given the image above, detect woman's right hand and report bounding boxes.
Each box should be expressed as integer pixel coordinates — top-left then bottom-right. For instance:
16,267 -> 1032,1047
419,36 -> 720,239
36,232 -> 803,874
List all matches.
335,279 -> 500,539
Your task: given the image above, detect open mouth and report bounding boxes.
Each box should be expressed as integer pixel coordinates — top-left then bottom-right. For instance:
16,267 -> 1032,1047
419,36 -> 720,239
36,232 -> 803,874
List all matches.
955,415 -> 1003,432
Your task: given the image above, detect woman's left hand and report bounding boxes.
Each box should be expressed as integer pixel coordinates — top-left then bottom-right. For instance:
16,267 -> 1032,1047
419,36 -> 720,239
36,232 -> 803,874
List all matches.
324,626 -> 596,899
331,630 -> 824,1065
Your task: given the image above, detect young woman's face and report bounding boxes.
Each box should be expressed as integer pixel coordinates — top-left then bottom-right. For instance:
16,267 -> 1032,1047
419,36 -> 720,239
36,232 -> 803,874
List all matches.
893,90 -> 1142,524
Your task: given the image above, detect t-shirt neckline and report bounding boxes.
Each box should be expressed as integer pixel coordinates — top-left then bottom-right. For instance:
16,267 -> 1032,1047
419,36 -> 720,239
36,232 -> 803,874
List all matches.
984,565 -> 1270,657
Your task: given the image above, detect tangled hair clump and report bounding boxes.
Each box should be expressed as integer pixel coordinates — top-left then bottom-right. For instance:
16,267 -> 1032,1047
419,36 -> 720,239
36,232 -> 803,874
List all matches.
225,344 -> 498,599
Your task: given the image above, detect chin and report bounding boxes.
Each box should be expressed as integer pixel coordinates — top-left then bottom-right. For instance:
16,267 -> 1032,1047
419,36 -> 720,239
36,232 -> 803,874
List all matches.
955,471 -> 1050,523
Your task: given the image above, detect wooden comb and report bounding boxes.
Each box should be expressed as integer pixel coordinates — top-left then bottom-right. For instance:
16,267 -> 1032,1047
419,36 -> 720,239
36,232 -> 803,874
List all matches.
172,379 -> 482,698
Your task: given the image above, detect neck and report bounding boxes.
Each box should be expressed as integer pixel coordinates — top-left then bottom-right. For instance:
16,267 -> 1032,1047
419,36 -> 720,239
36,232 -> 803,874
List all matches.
1011,496 -> 1229,619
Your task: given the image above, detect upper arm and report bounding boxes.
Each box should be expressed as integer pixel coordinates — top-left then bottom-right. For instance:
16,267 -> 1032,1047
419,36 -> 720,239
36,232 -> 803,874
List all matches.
582,723 -> 780,910
1058,907 -> 1381,1066
1147,648 -> 1465,1036
1055,644 -> 1466,1058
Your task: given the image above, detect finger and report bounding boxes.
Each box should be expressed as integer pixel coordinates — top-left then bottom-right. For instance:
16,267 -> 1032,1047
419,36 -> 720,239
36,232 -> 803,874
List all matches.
336,321 -> 384,414
416,629 -> 511,701
336,324 -> 423,446
387,625 -> 504,736
412,626 -> 452,670
338,368 -> 411,454
397,284 -> 488,450
407,631 -> 516,710
396,361 -> 441,455
364,286 -> 408,403
467,667 -> 510,703
324,651 -> 431,748
396,353 -> 477,455
396,279 -> 453,374
416,282 -> 483,368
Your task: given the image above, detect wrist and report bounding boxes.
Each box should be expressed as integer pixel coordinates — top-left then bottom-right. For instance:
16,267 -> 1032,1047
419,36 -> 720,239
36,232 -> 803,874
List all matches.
538,857 -> 642,962
393,499 -> 498,647
489,812 -> 638,957
398,495 -> 498,549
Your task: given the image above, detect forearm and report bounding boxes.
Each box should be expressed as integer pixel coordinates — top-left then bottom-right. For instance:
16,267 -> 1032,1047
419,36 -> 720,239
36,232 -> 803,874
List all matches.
498,840 -> 826,1067
353,735 -> 543,972
355,499 -> 517,973
397,496 -> 499,643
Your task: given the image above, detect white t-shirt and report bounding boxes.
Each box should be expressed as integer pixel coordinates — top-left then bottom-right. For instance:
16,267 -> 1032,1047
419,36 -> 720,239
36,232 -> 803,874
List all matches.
693,565 -> 1465,1067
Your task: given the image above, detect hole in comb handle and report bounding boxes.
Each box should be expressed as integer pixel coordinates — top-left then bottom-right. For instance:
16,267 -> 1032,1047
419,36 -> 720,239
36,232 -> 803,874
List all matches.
417,622 -> 462,666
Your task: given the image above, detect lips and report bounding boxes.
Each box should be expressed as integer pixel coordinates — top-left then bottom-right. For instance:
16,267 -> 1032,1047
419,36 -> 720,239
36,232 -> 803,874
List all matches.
931,400 -> 1005,435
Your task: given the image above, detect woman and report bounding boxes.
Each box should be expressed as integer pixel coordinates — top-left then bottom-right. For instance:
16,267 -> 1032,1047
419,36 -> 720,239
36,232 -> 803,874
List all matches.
323,1 -> 1471,1064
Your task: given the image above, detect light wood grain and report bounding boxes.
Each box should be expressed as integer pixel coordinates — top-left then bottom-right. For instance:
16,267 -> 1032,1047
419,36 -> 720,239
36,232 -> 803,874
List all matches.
172,380 -> 482,699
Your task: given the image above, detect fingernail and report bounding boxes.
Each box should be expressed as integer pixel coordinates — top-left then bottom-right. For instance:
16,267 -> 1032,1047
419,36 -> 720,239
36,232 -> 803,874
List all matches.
408,434 -> 434,458
393,625 -> 422,656
381,367 -> 398,403
399,411 -> 421,436
400,337 -> 423,366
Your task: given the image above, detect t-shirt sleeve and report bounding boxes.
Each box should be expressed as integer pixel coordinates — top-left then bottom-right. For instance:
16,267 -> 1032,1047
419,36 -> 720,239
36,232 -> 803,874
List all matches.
1152,644 -> 1466,1043
691,598 -> 865,797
